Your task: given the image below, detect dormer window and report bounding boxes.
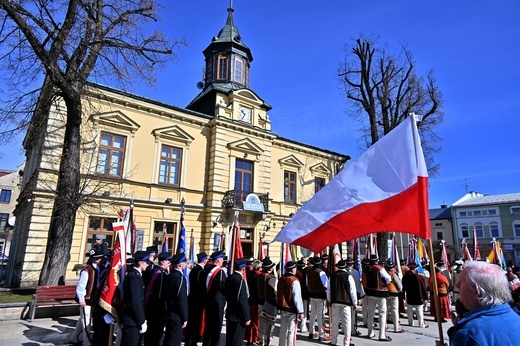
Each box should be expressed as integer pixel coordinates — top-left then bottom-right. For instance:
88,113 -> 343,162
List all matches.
217,54 -> 228,80
233,56 -> 243,84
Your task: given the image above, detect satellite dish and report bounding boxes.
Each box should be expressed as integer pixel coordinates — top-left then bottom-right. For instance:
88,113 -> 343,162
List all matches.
196,81 -> 205,90
8,216 -> 15,226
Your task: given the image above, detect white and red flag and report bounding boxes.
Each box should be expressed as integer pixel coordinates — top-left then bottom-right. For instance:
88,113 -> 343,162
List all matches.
273,115 -> 430,253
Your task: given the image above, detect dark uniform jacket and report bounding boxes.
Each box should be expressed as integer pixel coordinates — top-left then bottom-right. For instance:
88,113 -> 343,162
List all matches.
307,266 -> 327,299
121,268 -> 146,327
144,266 -> 168,317
165,269 -> 189,323
402,269 -> 428,305
225,271 -> 250,325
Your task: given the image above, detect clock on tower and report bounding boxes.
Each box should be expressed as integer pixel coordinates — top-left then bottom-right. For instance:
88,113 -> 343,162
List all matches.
239,107 -> 251,122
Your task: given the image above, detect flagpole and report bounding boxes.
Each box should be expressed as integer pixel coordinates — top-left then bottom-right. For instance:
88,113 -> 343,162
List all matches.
428,239 -> 444,344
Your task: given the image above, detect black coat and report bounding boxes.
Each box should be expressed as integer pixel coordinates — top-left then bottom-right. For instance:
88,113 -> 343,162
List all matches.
225,272 -> 250,325
165,269 -> 189,322
402,270 -> 428,305
121,268 -> 146,327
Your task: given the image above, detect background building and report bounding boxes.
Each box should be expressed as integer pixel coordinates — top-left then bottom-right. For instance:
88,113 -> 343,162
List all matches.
9,7 -> 348,287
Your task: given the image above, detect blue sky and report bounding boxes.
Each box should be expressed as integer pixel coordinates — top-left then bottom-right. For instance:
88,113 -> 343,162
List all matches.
2,1 -> 520,208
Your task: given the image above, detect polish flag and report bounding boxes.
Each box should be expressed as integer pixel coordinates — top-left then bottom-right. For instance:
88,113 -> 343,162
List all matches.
273,115 -> 430,253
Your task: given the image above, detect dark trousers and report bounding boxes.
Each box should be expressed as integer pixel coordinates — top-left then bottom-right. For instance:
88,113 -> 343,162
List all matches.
184,306 -> 203,346
121,325 -> 141,346
163,318 -> 183,346
144,314 -> 165,346
226,321 -> 246,346
91,306 -> 111,346
202,303 -> 225,346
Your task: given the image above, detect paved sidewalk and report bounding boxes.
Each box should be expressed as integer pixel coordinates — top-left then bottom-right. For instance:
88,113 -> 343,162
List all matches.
0,314 -> 450,345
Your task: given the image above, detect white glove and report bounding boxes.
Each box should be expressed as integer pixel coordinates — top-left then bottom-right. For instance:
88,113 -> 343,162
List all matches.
103,314 -> 116,324
139,320 -> 148,334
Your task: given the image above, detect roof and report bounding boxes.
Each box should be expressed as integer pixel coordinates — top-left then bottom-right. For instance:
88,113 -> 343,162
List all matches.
429,207 -> 452,220
453,192 -> 520,207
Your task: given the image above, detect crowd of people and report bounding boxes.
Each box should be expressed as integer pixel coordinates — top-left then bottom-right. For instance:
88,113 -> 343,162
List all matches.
69,240 -> 520,346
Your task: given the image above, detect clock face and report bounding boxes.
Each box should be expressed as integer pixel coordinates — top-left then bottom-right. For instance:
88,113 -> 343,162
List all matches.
239,107 -> 251,122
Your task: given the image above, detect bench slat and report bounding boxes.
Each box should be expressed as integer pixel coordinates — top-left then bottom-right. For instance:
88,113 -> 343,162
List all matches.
29,285 -> 79,322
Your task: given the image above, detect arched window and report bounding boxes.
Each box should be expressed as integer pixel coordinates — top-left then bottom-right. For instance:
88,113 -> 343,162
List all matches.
217,54 -> 228,80
233,56 -> 243,83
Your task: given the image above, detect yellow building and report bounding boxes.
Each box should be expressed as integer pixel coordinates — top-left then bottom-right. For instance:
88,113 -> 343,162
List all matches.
11,7 -> 349,287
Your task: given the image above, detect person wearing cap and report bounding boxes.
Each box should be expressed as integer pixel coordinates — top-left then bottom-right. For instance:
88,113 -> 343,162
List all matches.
320,254 -> 329,273
401,261 -> 428,329
121,251 -> 150,346
328,259 -> 358,346
201,250 -> 227,346
451,260 -> 464,304
384,261 -> 404,333
361,254 -> 392,342
258,256 -> 278,346
163,253 -> 189,346
146,246 -> 158,262
144,251 -> 171,346
69,250 -> 104,345
245,259 -> 262,346
185,252 -> 209,346
89,234 -> 109,257
306,255 -> 329,341
296,259 -> 309,333
345,257 -> 364,337
277,261 -> 304,346
225,258 -> 251,346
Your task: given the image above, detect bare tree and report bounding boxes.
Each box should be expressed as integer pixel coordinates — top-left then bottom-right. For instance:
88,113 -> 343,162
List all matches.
339,37 -> 444,260
0,0 -> 185,285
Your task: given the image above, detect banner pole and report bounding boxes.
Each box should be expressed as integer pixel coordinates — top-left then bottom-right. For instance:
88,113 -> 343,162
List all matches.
428,238 -> 444,344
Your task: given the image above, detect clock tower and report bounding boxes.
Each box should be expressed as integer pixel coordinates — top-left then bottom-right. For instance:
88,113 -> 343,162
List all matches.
187,4 -> 271,129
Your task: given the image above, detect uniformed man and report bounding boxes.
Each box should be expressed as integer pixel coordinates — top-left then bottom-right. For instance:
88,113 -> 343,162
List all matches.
201,251 -> 227,346
306,256 -> 329,341
143,251 -> 171,346
329,259 -> 358,346
362,254 -> 391,342
225,258 -> 251,346
163,253 -> 189,346
384,261 -> 404,333
296,259 -> 309,333
69,250 -> 104,345
185,252 -> 208,346
258,257 -> 277,346
121,251 -> 149,346
345,256 -> 364,337
277,261 -> 304,346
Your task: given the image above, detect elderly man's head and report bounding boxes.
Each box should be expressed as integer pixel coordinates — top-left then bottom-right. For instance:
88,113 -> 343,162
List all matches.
458,261 -> 511,311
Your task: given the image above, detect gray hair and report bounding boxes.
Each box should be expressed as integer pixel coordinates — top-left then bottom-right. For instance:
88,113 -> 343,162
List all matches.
464,261 -> 511,306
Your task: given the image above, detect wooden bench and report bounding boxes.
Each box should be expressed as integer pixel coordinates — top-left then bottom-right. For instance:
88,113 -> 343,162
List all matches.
29,285 -> 78,321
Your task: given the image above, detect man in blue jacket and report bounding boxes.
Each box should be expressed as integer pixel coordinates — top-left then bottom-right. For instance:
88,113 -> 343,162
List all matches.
445,261 -> 520,346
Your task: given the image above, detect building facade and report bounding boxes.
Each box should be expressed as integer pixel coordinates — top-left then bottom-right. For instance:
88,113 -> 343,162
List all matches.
452,192 -> 520,266
10,7 -> 349,287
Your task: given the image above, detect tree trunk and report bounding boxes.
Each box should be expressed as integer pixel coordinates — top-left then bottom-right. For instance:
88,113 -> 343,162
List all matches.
39,93 -> 82,286
377,232 -> 390,262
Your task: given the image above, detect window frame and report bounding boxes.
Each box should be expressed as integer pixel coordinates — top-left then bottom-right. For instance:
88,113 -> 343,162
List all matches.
459,211 -> 467,217
511,206 -> 520,214
514,222 -> 520,237
474,224 -> 484,238
158,144 -> 183,187
217,54 -> 228,80
0,189 -> 11,203
473,210 -> 482,216
233,56 -> 243,84
84,216 -> 117,262
460,224 -> 469,238
234,159 -> 254,203
96,132 -> 126,177
0,213 -> 8,229
153,221 -> 177,255
489,223 -> 500,238
314,177 -> 326,193
284,170 -> 297,203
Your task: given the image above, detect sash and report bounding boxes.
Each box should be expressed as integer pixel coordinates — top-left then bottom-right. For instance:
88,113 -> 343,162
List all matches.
200,266 -> 222,335
144,270 -> 162,308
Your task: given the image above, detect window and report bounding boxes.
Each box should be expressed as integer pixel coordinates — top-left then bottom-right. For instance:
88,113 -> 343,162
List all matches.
97,133 -> 126,176
217,54 -> 228,80
489,224 -> 500,238
85,216 -> 117,262
153,222 -> 177,254
159,145 -> 182,186
0,213 -> 8,229
511,206 -> 520,214
0,190 -> 11,203
488,209 -> 497,215
514,223 -> 520,237
435,223 -> 443,227
461,225 -> 469,238
474,225 -> 484,238
235,159 -> 253,203
459,211 -> 467,217
284,170 -> 297,203
436,231 -> 444,241
473,210 -> 481,216
233,56 -> 243,83
315,177 -> 325,193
